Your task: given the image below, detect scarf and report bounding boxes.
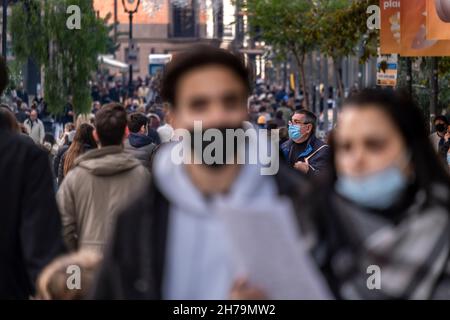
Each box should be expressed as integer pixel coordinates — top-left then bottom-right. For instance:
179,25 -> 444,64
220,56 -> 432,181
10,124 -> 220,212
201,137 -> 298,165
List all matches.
328,186 -> 450,300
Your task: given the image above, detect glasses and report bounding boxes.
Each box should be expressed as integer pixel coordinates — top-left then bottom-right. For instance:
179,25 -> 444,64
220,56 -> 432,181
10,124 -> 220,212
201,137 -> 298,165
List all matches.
289,120 -> 311,126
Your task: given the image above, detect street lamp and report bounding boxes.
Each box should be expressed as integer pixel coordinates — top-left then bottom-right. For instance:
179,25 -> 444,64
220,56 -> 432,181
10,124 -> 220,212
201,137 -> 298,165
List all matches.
122,0 -> 140,95
119,0 -> 222,96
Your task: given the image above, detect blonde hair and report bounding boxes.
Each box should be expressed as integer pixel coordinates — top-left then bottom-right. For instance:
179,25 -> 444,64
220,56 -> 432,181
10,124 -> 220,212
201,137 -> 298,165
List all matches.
76,113 -> 95,128
36,250 -> 102,300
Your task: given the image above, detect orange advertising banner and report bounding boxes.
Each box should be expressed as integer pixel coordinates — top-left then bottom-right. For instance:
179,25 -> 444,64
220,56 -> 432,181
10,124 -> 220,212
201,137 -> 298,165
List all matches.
427,0 -> 450,40
380,0 -> 401,54
401,0 -> 450,56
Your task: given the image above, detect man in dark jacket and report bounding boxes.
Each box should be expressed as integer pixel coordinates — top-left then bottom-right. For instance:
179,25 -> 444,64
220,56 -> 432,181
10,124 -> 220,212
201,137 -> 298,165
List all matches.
281,110 -> 330,176
0,57 -> 64,299
91,46 -> 329,300
124,112 -> 156,170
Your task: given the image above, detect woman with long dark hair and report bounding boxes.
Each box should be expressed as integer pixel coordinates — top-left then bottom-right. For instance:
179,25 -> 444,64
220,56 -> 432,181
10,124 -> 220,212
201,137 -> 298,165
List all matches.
58,123 -> 97,184
303,88 -> 450,299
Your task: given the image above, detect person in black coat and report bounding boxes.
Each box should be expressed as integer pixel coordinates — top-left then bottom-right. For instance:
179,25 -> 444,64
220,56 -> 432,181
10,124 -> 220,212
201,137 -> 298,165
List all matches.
0,57 -> 65,299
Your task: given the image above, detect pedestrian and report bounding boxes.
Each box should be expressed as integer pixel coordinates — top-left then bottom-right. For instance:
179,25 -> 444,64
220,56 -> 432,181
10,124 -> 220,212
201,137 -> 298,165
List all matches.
273,110 -> 286,128
58,123 -> 97,184
90,45 -> 325,300
147,113 -> 162,145
124,112 -> 156,170
54,130 -> 76,186
57,103 -> 150,253
303,89 -> 450,299
430,115 -> 449,164
281,110 -> 331,176
24,109 -> 46,144
0,57 -> 65,299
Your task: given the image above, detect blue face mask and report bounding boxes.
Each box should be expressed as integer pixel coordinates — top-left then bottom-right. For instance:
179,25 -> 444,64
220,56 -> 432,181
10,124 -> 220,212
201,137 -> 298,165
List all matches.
336,165 -> 408,210
288,124 -> 302,141
447,153 -> 450,165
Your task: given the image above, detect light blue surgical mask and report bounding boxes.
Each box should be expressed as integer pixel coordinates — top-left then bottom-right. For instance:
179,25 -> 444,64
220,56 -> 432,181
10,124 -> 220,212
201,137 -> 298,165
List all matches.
447,153 -> 450,165
288,124 -> 302,141
336,165 -> 408,210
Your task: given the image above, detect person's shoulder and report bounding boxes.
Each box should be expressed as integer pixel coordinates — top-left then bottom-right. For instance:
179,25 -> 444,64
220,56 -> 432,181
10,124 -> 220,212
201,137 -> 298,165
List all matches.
280,139 -> 292,150
4,132 -> 42,154
311,136 -> 328,149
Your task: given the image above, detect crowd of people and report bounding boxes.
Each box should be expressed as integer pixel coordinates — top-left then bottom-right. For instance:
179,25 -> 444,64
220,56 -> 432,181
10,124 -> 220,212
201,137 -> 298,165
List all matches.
1,45 -> 450,300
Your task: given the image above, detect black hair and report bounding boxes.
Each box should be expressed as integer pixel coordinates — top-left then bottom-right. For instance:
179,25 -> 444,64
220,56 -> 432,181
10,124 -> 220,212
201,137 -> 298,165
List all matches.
128,112 -> 149,133
434,115 -> 449,125
44,133 -> 56,146
330,88 -> 450,200
293,109 -> 317,133
276,110 -> 283,119
161,45 -> 251,107
94,103 -> 127,146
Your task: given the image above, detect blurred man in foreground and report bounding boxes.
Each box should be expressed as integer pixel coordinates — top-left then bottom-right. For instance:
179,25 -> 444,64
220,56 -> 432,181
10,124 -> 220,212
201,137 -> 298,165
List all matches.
92,46 -> 330,300
0,57 -> 64,299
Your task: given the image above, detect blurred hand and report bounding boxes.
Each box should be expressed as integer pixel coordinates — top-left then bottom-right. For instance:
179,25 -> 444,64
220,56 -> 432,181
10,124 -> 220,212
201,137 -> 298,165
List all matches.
445,131 -> 450,142
230,278 -> 267,300
294,160 -> 309,173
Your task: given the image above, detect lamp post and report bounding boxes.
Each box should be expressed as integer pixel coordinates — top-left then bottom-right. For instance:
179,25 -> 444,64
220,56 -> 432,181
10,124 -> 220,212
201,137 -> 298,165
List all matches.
122,0 -> 140,96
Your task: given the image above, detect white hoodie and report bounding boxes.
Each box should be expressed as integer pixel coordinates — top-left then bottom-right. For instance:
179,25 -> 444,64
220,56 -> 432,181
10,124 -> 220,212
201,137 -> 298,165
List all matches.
153,142 -> 283,299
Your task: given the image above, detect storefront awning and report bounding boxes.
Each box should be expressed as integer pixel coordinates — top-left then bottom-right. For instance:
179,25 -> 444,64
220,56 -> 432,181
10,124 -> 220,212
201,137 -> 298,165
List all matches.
98,55 -> 129,71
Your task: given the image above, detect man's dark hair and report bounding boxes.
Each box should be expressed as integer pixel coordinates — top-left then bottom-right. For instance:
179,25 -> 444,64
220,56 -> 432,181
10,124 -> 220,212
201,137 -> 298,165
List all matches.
94,103 -> 127,146
128,112 -> 149,133
276,110 -> 283,119
434,115 -> 449,125
161,45 -> 251,106
294,109 -> 317,133
0,57 -> 8,96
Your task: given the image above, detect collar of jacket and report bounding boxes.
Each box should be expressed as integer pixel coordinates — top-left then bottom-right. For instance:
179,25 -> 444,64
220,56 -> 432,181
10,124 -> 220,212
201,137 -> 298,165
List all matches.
129,132 -> 154,148
74,145 -> 123,165
282,134 -> 316,160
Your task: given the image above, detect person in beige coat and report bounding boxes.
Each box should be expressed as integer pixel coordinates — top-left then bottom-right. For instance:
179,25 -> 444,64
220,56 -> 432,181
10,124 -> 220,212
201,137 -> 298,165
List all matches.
24,109 -> 45,144
57,103 -> 150,253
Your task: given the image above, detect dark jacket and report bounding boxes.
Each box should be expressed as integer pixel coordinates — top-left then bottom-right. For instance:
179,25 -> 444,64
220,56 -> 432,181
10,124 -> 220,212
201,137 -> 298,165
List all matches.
124,133 -> 157,170
281,135 -> 330,176
54,145 -> 69,181
439,139 -> 449,164
0,130 -> 65,299
90,163 -> 311,299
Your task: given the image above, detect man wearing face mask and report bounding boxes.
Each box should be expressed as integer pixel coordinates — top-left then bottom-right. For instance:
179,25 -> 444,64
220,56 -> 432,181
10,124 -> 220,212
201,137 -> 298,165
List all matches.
90,46 -> 328,300
430,115 -> 449,161
281,110 -> 330,176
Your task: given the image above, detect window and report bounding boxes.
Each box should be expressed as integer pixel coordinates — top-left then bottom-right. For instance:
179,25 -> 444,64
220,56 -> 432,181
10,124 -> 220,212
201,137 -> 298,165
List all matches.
171,0 -> 196,38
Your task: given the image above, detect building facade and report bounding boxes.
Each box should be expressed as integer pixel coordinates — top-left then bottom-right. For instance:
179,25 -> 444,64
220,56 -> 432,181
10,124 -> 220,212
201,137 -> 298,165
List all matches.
94,0 -> 227,79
